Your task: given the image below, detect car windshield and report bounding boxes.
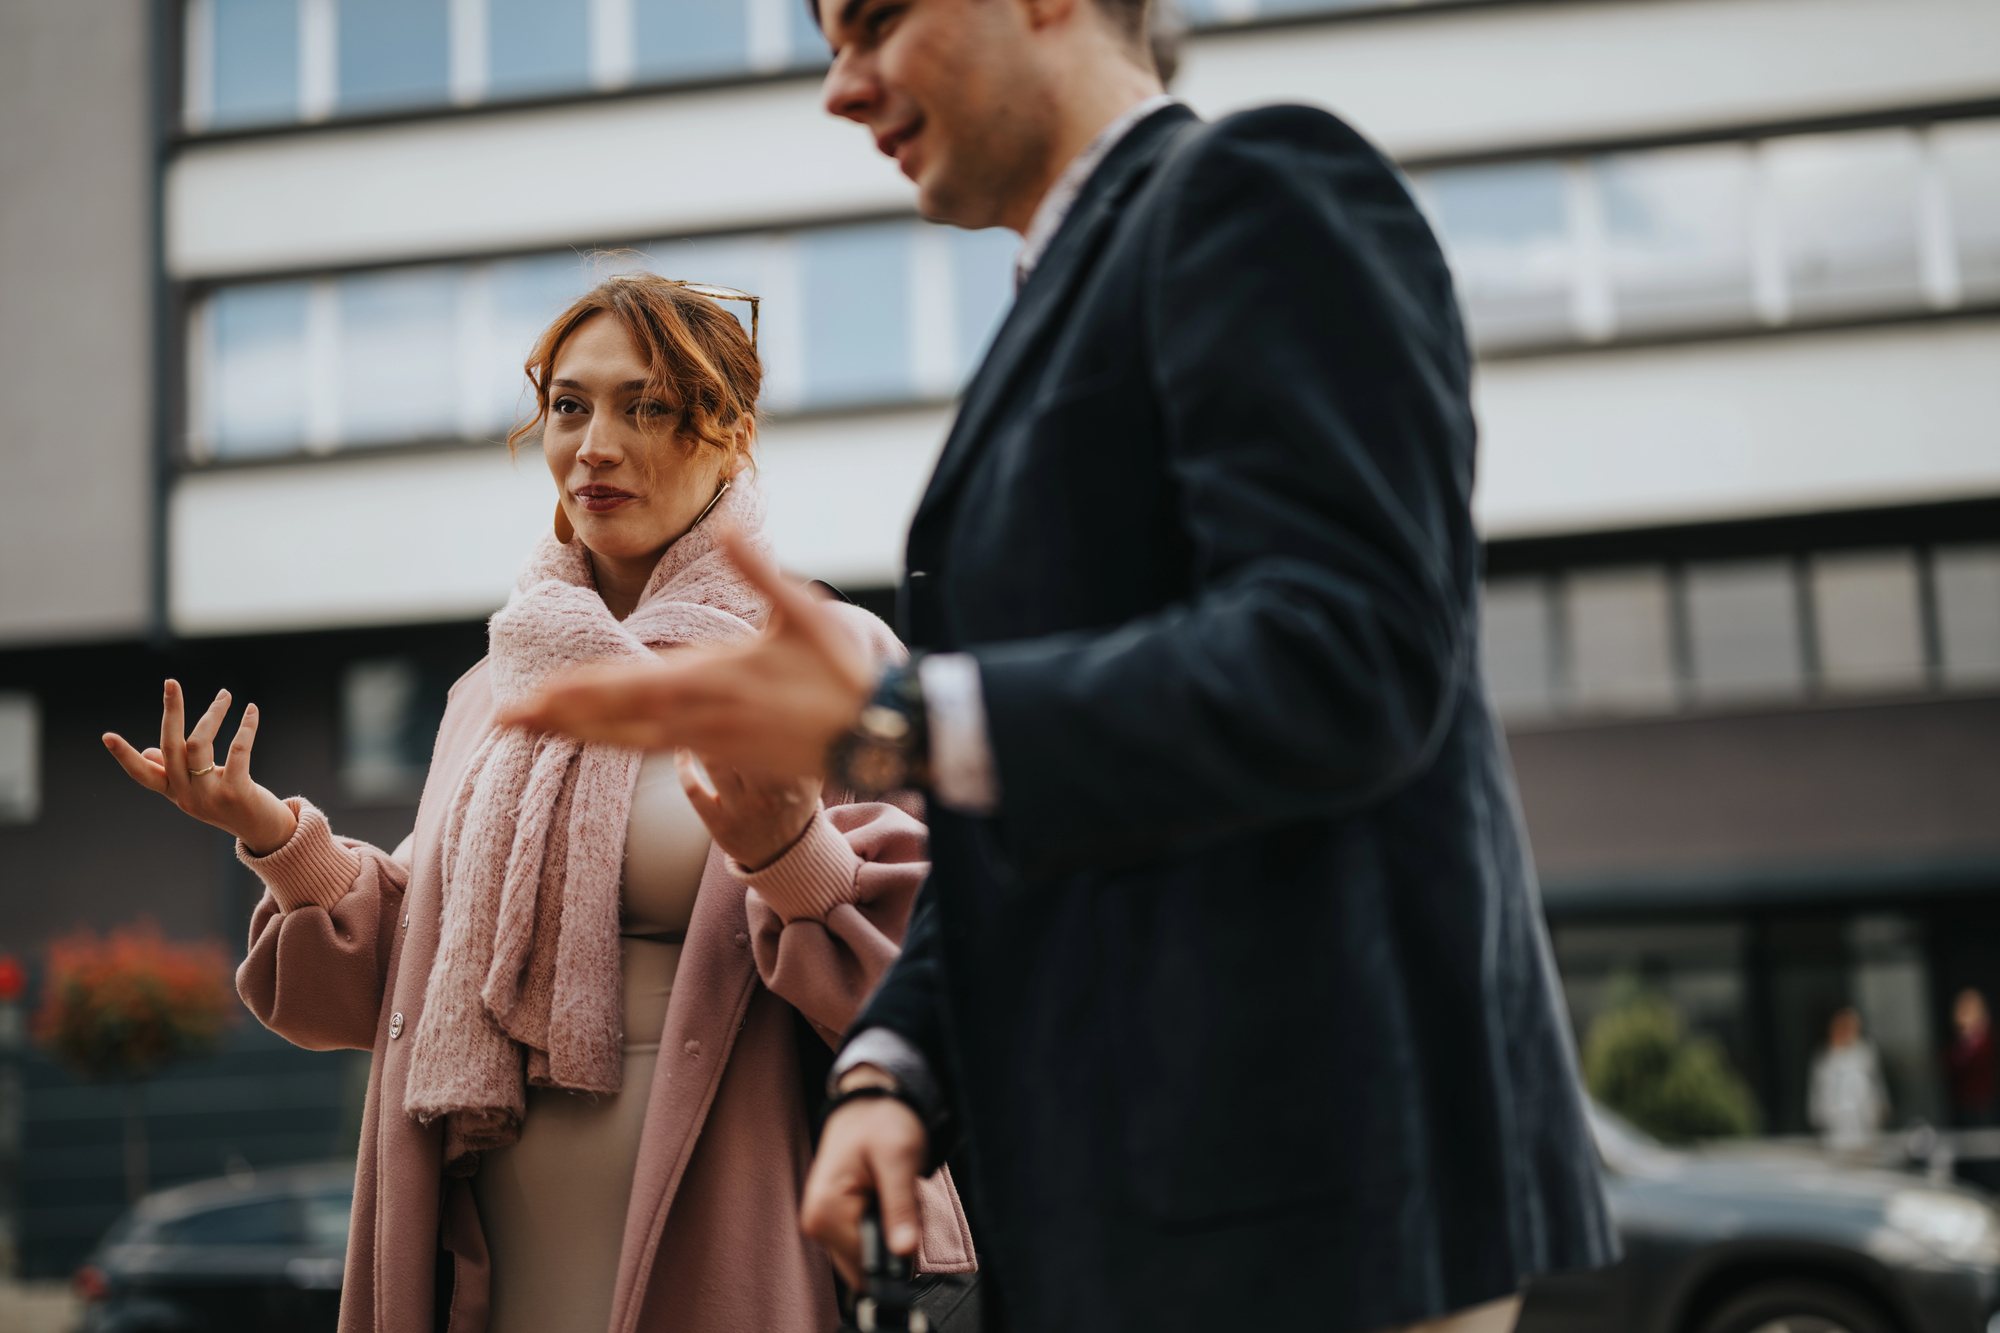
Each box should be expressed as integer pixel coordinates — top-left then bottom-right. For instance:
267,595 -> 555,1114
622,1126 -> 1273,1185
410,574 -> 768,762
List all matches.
153,1197 -> 303,1247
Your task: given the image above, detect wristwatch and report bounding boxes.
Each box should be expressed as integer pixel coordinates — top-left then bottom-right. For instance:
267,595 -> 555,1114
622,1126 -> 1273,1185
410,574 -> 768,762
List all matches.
829,660 -> 930,797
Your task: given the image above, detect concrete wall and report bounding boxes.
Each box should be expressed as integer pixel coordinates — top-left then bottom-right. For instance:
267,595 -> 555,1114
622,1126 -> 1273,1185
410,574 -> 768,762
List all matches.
1511,693 -> 2000,903
0,0 -> 155,647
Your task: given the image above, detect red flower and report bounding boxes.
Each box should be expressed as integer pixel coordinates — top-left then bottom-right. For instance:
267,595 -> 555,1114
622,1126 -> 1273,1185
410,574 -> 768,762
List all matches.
32,920 -> 238,1082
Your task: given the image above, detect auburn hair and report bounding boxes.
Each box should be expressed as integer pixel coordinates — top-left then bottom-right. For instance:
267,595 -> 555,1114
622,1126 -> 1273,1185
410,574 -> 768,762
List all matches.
507,270 -> 763,467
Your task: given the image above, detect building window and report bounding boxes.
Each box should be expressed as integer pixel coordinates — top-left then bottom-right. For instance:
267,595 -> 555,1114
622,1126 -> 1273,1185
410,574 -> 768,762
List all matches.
1485,538 -> 1998,726
0,694 -> 39,825
1767,129 -> 1926,322
341,659 -> 443,804
487,0 -> 591,99
207,0 -> 301,128
184,0 -> 835,132
186,218 -> 1018,460
1684,559 -> 1804,706
1811,549 -> 1926,695
197,280 -> 313,460
800,222 -> 913,407
1481,576 -> 1557,722
634,0 -> 748,81
337,266 -> 461,447
1414,160 -> 1573,349
1938,121 -> 2000,304
1412,116 -> 2000,351
337,0 -> 452,114
1565,566 -> 1677,715
1936,544 -> 2000,688
1600,142 -> 1758,336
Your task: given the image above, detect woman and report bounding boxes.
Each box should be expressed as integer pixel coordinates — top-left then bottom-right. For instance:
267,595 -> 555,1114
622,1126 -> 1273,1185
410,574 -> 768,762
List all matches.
102,274 -> 973,1333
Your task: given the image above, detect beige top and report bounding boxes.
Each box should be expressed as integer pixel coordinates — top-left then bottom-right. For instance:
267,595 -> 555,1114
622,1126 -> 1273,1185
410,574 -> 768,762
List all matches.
473,750 -> 712,1333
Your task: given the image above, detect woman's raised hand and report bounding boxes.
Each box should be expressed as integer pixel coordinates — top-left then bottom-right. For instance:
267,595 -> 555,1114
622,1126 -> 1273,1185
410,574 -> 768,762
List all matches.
675,749 -> 822,872
102,680 -> 300,856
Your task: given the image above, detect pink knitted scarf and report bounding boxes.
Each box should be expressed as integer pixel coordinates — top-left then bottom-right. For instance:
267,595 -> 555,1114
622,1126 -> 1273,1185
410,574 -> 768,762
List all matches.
404,481 -> 771,1168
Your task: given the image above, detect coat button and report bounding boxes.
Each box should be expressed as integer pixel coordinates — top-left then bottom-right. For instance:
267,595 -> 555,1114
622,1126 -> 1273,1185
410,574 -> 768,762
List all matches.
684,1039 -> 701,1056
734,932 -> 748,948
389,1012 -> 404,1039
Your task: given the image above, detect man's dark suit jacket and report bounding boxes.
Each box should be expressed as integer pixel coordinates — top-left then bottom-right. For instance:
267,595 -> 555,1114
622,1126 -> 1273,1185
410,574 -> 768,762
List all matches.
857,102 -> 1616,1332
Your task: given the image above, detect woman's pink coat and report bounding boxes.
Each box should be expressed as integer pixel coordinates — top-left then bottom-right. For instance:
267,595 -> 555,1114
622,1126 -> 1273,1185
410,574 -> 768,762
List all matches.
234,617 -> 973,1333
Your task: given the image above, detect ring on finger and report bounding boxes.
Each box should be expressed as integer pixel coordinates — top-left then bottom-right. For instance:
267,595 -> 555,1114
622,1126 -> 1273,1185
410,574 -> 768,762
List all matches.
187,762 -> 216,777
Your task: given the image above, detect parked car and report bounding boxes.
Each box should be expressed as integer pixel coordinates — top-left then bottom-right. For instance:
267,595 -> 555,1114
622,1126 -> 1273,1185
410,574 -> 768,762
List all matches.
74,1161 -> 351,1333
1521,1104 -> 2000,1333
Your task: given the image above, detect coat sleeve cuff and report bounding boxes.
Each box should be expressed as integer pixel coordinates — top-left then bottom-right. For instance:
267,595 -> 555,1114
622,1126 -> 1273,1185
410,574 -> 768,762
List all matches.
728,809 -> 865,923
237,798 -> 362,914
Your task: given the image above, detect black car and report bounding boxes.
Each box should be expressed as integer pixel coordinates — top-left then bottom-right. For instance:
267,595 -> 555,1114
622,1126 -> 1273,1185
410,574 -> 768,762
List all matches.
1522,1105 -> 2000,1333
75,1161 -> 351,1333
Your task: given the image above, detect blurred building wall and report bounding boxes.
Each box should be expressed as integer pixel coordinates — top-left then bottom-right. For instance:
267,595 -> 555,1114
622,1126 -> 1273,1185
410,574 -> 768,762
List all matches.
0,0 -> 1994,1277
0,0 -> 155,646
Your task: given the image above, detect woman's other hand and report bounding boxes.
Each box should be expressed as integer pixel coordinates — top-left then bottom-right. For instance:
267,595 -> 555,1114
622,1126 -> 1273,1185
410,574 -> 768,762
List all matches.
103,680 -> 299,856
676,749 -> 820,871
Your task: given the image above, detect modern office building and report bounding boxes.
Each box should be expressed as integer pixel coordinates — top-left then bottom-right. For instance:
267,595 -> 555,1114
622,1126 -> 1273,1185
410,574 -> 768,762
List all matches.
0,0 -> 1995,1278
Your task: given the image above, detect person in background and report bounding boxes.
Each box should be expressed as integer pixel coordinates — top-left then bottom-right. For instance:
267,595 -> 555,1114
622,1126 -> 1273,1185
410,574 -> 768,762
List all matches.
1810,1006 -> 1889,1152
101,274 -> 973,1333
499,0 -> 1618,1327
1946,988 -> 1996,1127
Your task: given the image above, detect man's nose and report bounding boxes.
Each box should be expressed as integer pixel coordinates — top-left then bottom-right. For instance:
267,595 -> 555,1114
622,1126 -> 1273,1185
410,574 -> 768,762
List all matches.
820,49 -> 876,124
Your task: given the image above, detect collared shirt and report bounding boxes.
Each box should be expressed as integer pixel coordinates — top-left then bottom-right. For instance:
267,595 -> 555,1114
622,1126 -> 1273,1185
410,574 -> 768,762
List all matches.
1014,93 -> 1179,290
920,94 -> 1182,821
833,97 -> 1182,1096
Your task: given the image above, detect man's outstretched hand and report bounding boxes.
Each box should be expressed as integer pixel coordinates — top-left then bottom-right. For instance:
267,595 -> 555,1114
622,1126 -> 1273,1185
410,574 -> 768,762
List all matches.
498,527 -> 875,777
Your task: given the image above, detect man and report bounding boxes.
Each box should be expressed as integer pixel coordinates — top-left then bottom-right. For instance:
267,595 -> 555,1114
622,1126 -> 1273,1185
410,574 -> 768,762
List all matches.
507,0 -> 1616,1326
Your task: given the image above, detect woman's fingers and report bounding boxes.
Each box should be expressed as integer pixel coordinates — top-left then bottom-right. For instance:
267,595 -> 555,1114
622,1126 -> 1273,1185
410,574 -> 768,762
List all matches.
224,703 -> 260,776
160,679 -> 188,786
188,689 -> 231,750
102,733 -> 169,794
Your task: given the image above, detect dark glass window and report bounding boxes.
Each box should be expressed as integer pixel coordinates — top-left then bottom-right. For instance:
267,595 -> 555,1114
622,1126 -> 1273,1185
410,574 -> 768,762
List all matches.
801,221 -> 911,406
338,0 -> 451,113
1419,160 -> 1573,347
212,0 -> 300,126
206,280 -> 312,459
489,0 -> 591,98
634,0 -> 746,81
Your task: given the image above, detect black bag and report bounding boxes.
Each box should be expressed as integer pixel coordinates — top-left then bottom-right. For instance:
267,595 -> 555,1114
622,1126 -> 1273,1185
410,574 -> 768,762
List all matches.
840,1202 -> 983,1333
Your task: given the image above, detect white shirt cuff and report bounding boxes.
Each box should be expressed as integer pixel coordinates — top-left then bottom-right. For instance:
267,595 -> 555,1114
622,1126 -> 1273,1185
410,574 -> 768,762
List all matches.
918,652 -> 1001,816
830,1026 -> 942,1114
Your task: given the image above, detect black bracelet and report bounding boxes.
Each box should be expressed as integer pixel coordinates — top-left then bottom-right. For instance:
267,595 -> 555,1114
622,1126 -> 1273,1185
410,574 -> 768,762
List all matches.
827,660 -> 930,797
817,1082 -> 934,1138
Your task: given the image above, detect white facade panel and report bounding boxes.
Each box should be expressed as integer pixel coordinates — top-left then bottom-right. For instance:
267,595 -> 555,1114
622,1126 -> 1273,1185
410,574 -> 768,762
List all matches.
1473,319 -> 2000,538
168,80 -> 913,279
1181,0 -> 2000,162
168,0 -> 2000,280
170,408 -> 952,634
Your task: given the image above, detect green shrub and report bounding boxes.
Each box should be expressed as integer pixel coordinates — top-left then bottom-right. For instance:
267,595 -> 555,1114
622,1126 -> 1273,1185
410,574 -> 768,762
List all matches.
1584,992 -> 1759,1144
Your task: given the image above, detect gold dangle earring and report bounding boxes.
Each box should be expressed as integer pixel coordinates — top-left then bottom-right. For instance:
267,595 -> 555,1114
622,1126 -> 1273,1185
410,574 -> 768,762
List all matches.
690,480 -> 730,530
553,500 -> 575,545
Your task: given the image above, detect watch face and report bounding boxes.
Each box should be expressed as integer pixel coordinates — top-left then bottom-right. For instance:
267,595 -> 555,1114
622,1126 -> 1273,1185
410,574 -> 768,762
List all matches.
848,742 -> 907,796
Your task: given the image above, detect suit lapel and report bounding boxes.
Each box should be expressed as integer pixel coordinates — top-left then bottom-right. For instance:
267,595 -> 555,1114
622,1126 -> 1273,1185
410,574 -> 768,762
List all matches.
911,105 -> 1199,532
